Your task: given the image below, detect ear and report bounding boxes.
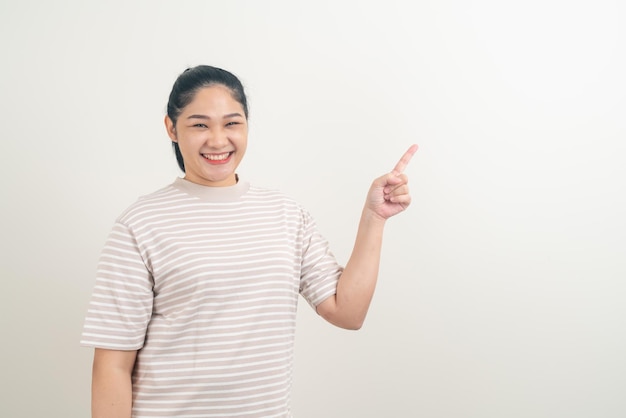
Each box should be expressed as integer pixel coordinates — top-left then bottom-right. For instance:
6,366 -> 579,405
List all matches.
164,115 -> 177,142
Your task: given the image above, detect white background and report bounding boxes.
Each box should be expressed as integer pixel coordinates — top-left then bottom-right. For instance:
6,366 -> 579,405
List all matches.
1,1 -> 625,417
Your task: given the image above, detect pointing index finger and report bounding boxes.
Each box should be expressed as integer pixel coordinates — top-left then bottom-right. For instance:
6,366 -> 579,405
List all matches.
392,144 -> 418,175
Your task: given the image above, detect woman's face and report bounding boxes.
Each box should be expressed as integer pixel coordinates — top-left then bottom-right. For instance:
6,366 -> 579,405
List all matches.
165,85 -> 248,187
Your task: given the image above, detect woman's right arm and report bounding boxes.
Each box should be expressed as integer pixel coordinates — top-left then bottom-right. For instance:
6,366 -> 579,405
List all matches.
91,348 -> 138,418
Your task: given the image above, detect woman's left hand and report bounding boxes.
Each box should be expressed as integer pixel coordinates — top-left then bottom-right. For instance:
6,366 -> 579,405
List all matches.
365,144 -> 418,220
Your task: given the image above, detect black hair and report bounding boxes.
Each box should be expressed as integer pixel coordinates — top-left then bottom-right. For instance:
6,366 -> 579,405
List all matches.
166,65 -> 249,172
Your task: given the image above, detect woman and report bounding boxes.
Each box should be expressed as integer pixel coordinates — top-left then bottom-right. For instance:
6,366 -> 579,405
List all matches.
81,65 -> 417,417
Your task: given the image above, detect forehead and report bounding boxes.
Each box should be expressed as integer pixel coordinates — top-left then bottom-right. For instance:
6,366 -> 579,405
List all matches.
183,85 -> 244,114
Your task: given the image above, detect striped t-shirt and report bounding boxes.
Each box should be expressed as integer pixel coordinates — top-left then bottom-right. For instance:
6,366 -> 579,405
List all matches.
81,177 -> 343,417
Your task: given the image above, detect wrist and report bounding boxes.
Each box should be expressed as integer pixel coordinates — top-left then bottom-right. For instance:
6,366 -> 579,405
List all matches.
361,207 -> 387,226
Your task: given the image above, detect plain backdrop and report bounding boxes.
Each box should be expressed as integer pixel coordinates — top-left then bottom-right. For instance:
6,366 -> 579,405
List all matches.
1,1 -> 625,417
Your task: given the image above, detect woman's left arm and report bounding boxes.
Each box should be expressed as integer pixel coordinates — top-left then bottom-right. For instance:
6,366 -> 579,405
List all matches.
317,144 -> 418,329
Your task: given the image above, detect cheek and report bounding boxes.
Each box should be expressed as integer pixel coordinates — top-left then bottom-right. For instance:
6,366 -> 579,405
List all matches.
234,129 -> 248,143
179,132 -> 206,147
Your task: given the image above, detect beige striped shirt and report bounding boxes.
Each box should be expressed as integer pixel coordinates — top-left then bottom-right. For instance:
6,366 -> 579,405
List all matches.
81,177 -> 342,417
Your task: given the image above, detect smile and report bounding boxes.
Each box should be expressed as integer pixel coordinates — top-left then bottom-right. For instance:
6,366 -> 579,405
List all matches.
201,152 -> 232,161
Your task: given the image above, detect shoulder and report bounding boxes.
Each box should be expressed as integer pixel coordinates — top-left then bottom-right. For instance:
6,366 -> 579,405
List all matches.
246,184 -> 317,226
247,184 -> 292,200
247,184 -> 305,209
115,181 -> 187,225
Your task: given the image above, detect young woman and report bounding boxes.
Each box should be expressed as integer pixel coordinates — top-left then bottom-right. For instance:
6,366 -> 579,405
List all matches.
81,65 -> 417,418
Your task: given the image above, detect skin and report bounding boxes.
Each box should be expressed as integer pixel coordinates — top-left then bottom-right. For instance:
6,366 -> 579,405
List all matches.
91,83 -> 418,416
165,85 -> 248,187
91,348 -> 136,418
316,144 -> 418,329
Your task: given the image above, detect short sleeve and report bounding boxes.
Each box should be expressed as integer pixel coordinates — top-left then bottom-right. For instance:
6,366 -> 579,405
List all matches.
298,210 -> 343,309
80,222 -> 154,350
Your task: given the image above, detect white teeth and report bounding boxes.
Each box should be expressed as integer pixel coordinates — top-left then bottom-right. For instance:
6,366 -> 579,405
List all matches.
202,152 -> 230,161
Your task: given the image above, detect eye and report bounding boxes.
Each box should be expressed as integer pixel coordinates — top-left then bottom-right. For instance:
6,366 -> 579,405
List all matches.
225,121 -> 240,127
193,123 -> 208,128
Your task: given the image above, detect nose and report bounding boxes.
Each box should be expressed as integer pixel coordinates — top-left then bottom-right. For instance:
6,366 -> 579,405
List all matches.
205,126 -> 229,149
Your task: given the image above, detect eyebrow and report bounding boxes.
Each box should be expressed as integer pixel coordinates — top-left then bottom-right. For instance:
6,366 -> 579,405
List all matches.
186,113 -> 244,120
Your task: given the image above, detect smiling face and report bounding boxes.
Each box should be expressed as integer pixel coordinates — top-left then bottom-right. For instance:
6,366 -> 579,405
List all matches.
165,85 -> 248,187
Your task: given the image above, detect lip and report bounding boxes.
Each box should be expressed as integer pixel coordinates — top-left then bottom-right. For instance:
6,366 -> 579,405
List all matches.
201,152 -> 233,165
